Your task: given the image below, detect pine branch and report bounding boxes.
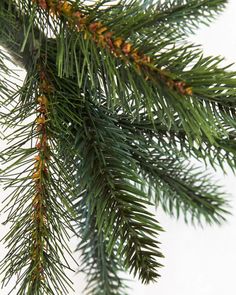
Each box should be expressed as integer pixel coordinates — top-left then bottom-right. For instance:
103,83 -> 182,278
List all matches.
87,108 -> 229,224
74,196 -> 128,295
28,60 -> 130,294
29,0 -> 236,148
69,103 -> 164,284
131,146 -> 229,224
35,62 -> 232,226
0,1 -> 235,294
88,0 -> 227,38
0,59 -> 77,294
117,111 -> 236,172
4,1 -> 236,145
144,0 -> 227,36
33,0 -> 193,92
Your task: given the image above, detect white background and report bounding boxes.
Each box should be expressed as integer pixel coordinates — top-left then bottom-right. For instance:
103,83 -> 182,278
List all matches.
1,1 -> 236,294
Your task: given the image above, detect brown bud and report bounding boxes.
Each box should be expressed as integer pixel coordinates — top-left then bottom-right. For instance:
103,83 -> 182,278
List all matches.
122,43 -> 132,55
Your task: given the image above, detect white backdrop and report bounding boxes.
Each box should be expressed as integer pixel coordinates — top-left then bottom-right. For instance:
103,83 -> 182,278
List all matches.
1,1 -> 236,294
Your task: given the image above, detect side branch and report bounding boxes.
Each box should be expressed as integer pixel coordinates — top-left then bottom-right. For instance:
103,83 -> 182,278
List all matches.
32,0 -> 193,96
0,59 -> 75,295
30,65 -> 51,283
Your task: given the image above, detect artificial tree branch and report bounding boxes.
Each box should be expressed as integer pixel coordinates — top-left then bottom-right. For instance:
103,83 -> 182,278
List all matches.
0,56 -> 77,294
33,0 -> 193,96
1,1 -> 236,294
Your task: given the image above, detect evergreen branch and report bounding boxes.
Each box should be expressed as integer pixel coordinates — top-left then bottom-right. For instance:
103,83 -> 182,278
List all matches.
29,65 -> 129,293
4,1 -> 236,145
0,1 -> 235,294
85,0 -> 227,39
70,103 -> 164,284
0,62 -> 76,294
130,145 -> 229,224
74,196 -> 128,295
84,108 -> 229,224
140,0 -> 227,36
116,112 -> 236,172
30,0 -> 236,147
31,0 -> 231,103
33,0 -> 193,94
3,1 -> 235,108
37,63 -> 234,228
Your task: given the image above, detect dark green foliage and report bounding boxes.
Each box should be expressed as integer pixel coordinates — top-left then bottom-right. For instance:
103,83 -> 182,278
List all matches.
72,103 -> 164,283
75,197 -> 128,295
0,64 -> 77,294
0,0 -> 234,294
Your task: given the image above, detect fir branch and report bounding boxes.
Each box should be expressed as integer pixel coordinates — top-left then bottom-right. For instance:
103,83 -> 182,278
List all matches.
117,108 -> 236,172
81,106 -> 229,224
30,0 -> 236,147
140,0 -> 227,36
4,1 -> 236,145
69,103 -> 164,284
74,196 -> 128,295
130,146 -> 229,224
1,1 -> 235,294
0,61 -> 76,295
85,0 -> 227,41
32,0 -> 192,93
